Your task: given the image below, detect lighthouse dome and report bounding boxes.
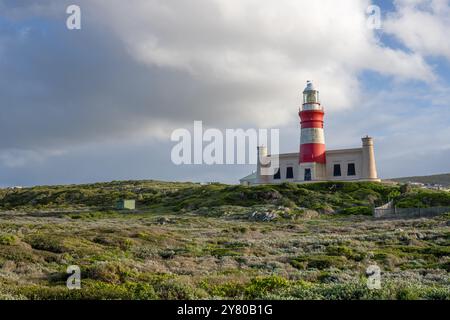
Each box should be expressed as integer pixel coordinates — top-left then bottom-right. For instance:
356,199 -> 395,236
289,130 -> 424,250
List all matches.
303,80 -> 316,92
302,80 -> 320,106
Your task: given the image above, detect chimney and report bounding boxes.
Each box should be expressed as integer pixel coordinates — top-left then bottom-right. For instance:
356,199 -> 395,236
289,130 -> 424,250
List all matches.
361,136 -> 378,180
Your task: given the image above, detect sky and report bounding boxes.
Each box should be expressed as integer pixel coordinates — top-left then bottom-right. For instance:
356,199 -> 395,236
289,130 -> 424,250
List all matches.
0,0 -> 449,186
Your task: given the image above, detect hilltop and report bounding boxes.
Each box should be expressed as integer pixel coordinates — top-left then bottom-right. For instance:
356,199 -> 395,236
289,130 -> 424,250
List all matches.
1,180 -> 450,214
390,173 -> 450,187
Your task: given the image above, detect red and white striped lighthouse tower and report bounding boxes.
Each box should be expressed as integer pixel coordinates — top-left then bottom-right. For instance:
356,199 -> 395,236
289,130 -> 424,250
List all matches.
299,81 -> 326,180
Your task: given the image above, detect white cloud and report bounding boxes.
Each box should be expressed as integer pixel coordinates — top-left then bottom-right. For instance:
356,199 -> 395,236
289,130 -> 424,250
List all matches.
0,148 -> 65,168
91,0 -> 434,127
0,0 -> 436,138
1,0 -> 449,185
384,0 -> 450,60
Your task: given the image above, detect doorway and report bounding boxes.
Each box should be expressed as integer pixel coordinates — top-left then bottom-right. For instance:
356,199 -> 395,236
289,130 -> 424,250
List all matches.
304,168 -> 312,181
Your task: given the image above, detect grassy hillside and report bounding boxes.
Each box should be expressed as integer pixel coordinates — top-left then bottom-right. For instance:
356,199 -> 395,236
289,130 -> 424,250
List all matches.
2,180 -> 450,213
0,180 -> 449,300
391,173 -> 450,187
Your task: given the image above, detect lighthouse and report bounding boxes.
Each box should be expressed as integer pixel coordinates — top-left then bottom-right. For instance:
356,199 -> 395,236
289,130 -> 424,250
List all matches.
298,81 -> 326,181
240,80 -> 381,185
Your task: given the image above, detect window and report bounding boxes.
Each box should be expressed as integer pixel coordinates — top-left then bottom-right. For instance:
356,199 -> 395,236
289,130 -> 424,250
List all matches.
333,164 -> 342,177
304,168 -> 312,181
286,167 -> 294,179
274,169 -> 281,180
347,163 -> 356,176
303,91 -> 319,104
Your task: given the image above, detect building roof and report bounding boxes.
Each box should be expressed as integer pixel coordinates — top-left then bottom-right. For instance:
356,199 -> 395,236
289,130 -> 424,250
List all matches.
239,172 -> 257,182
266,148 -> 363,159
267,152 -> 298,158
326,148 -> 363,154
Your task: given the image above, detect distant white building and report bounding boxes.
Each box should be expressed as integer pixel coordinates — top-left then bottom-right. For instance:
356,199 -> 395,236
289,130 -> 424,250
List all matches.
240,81 -> 380,185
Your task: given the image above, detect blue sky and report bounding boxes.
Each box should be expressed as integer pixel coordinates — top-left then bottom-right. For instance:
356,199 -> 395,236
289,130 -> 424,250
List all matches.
0,0 -> 449,186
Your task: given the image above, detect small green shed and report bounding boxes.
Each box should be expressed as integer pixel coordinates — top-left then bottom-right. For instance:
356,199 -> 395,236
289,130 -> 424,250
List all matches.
116,199 -> 136,210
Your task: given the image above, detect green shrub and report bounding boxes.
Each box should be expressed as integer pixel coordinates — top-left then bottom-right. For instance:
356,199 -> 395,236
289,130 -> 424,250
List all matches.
422,246 -> 450,258
423,286 -> 450,300
290,255 -> 348,270
153,280 -> 204,299
338,206 -> 372,216
84,263 -> 136,284
317,271 -> 340,283
396,286 -> 421,300
396,189 -> 450,208
16,281 -> 157,300
231,226 -> 248,234
159,249 -> 176,259
93,236 -> 133,250
202,281 -> 246,298
326,245 -> 366,261
0,234 -> 17,246
314,282 -> 381,300
209,247 -> 241,258
244,276 -> 289,299
24,235 -> 66,253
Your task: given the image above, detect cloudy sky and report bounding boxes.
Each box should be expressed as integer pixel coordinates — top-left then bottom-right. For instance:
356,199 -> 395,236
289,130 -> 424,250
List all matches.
0,0 -> 449,186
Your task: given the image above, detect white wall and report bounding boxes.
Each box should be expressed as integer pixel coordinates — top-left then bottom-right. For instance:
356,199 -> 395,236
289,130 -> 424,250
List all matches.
257,154 -> 299,184
247,148 -> 370,184
325,149 -> 363,181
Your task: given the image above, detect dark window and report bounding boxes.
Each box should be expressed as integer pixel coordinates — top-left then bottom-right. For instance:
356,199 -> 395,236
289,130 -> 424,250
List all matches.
333,164 -> 341,177
274,169 -> 281,180
286,167 -> 294,179
347,163 -> 356,176
304,168 -> 312,181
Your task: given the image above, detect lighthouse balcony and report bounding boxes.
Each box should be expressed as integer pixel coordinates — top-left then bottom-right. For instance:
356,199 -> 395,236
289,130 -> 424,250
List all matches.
300,103 -> 324,111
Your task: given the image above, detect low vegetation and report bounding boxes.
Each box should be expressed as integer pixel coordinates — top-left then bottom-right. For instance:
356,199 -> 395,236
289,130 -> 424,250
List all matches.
0,180 -> 448,300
